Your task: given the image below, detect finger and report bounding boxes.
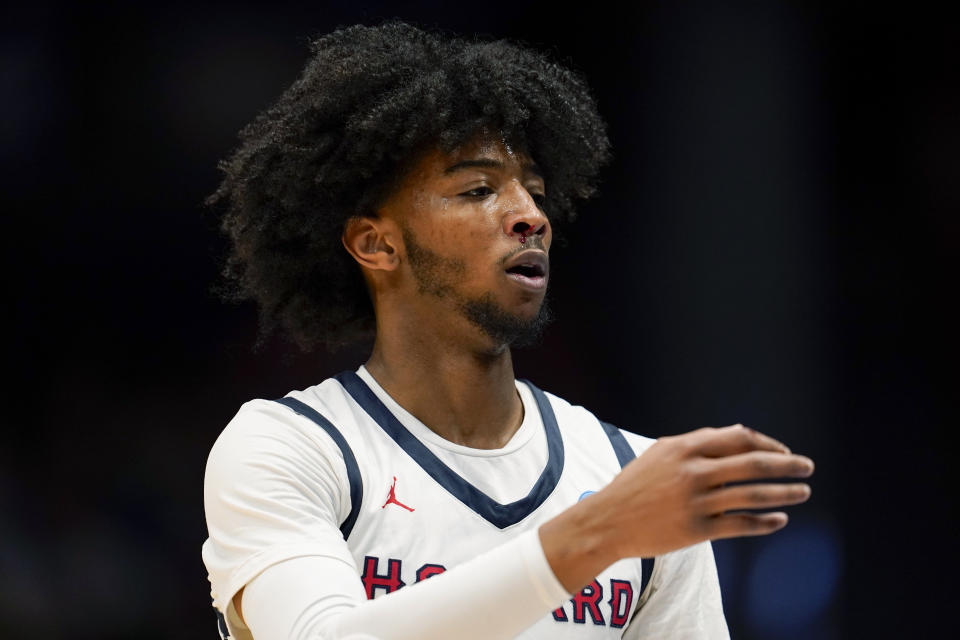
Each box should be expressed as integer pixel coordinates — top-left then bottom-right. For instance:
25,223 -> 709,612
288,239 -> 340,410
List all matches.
702,511 -> 789,540
690,424 -> 791,458
703,450 -> 815,485
696,482 -> 811,515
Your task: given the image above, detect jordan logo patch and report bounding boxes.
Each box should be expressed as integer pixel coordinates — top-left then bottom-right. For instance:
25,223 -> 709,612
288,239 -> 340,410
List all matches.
381,476 -> 415,512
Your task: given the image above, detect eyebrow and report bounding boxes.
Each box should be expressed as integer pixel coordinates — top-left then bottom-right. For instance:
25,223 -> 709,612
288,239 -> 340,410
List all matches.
443,158 -> 543,177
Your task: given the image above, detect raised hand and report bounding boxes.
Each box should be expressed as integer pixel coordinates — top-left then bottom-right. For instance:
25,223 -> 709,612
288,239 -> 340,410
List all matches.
541,424 -> 814,592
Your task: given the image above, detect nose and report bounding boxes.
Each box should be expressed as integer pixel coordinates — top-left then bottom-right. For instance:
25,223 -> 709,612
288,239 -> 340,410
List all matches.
501,188 -> 550,245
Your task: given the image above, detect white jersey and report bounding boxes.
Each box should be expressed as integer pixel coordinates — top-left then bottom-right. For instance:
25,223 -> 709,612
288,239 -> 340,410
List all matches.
202,367 -> 728,639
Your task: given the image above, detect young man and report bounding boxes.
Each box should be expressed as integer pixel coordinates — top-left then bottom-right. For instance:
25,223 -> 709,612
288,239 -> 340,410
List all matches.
202,22 -> 814,640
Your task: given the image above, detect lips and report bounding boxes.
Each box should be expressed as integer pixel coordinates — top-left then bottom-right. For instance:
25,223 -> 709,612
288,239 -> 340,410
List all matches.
503,250 -> 549,290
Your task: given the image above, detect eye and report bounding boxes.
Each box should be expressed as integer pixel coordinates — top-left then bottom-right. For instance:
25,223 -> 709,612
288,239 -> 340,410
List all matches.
461,186 -> 494,199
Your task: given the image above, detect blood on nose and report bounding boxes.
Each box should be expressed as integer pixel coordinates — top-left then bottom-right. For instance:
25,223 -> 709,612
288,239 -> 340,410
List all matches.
514,222 -> 531,244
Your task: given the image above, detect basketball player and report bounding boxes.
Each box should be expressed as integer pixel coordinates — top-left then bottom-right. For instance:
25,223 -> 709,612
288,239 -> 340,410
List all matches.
202,22 -> 814,640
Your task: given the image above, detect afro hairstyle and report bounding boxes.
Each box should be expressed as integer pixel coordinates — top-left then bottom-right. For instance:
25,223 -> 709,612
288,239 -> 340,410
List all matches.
209,21 -> 611,351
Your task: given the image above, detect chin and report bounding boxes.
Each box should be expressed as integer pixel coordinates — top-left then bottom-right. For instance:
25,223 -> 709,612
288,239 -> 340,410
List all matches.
460,293 -> 554,349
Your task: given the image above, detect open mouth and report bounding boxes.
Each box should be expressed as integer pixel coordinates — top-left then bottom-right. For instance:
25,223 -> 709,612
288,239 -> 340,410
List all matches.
505,263 -> 546,279
504,251 -> 549,290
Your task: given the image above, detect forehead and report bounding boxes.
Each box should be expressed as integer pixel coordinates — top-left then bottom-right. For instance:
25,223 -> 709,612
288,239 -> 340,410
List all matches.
406,132 -> 541,182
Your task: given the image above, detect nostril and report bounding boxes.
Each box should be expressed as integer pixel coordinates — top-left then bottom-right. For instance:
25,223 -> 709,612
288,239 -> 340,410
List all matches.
512,222 -> 531,235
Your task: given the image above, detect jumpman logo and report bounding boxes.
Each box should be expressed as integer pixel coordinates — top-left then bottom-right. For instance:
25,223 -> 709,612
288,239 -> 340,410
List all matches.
381,476 -> 415,512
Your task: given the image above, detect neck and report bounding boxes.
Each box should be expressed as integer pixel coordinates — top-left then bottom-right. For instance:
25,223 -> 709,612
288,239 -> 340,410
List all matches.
364,325 -> 523,449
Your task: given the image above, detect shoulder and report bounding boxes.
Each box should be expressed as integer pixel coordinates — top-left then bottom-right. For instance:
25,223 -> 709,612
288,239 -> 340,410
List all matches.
204,376 -> 360,493
202,376 -> 363,615
529,383 -> 657,457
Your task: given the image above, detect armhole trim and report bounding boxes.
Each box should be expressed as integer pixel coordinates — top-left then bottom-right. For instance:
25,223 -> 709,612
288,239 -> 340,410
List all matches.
639,557 -> 655,603
273,397 -> 363,540
215,610 -> 230,639
599,420 -> 658,606
599,420 -> 638,469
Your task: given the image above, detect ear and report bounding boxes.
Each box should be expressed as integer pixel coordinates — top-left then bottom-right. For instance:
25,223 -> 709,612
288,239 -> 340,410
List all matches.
342,215 -> 400,272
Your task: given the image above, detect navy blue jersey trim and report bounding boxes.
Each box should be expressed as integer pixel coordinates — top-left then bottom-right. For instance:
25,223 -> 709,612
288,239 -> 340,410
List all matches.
599,420 -> 636,469
599,421 -> 658,606
639,557 -> 655,600
335,370 -> 565,529
273,397 -> 363,539
216,610 -> 230,639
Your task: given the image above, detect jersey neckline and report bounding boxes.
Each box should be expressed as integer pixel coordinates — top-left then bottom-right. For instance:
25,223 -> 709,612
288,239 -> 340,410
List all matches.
355,365 -> 540,457
334,369 -> 566,529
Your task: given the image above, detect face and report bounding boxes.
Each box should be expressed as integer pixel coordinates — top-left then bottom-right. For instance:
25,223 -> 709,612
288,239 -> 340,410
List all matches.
379,133 -> 553,347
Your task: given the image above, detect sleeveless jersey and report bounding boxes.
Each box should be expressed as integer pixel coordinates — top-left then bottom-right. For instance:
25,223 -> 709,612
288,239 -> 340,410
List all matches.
203,368 -> 726,638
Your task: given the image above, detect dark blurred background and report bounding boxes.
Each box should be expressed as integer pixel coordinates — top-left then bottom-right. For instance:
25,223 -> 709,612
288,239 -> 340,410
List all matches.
3,1 -> 956,638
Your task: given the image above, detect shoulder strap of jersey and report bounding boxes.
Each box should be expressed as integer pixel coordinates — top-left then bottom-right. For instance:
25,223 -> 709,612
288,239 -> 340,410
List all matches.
599,420 -> 638,469
599,421 -> 657,604
211,400 -> 362,639
215,610 -> 230,639
272,397 -> 364,540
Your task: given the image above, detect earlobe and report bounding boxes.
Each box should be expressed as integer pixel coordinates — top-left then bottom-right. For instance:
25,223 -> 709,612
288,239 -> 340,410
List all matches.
342,216 -> 399,272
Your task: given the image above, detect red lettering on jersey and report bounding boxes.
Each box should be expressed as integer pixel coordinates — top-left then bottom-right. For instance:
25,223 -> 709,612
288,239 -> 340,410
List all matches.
571,579 -> 605,625
381,476 -> 415,512
361,556 -> 406,598
552,605 -> 569,621
415,563 -> 447,582
608,579 -> 634,628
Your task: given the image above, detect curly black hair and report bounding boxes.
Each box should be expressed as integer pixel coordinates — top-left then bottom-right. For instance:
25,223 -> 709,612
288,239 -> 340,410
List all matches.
209,21 -> 611,351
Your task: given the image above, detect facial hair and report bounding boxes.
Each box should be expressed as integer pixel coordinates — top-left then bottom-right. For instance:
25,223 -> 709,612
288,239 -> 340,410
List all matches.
401,225 -> 553,347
